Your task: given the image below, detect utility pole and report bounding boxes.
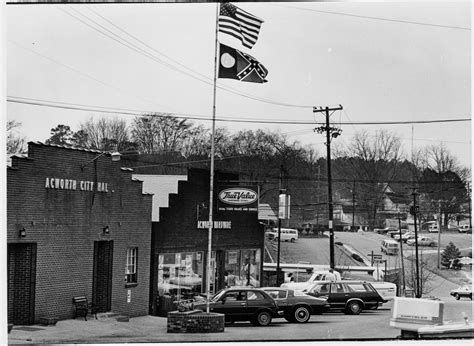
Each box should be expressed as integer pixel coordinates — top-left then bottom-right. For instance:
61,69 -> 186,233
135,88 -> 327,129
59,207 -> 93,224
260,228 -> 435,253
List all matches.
411,188 -> 421,298
276,165 -> 283,286
437,200 -> 442,269
468,183 -> 472,229
314,105 -> 343,270
398,209 -> 405,295
352,180 -> 356,231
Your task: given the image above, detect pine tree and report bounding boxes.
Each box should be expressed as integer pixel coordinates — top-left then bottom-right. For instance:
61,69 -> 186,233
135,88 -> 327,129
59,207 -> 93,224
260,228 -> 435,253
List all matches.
441,242 -> 461,269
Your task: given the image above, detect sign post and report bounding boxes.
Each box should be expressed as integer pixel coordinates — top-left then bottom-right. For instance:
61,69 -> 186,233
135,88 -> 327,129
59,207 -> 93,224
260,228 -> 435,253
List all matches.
276,191 -> 290,286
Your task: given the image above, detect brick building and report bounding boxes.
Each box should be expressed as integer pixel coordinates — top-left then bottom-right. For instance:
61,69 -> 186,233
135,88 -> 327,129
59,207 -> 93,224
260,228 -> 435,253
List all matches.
136,169 -> 264,316
7,142 -> 153,325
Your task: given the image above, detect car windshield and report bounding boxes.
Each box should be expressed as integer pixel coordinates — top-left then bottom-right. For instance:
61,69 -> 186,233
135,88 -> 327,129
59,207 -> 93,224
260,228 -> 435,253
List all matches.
210,289 -> 226,302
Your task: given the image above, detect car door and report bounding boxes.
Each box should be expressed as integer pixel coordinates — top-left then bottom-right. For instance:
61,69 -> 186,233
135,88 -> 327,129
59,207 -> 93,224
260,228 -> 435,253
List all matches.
213,290 -> 248,319
307,283 -> 332,303
328,283 -> 348,309
246,290 -> 270,317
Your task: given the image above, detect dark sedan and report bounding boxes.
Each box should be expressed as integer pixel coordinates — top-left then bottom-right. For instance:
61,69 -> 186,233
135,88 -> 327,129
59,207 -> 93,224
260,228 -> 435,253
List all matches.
302,281 -> 385,315
261,287 -> 330,323
193,287 -> 281,326
450,285 -> 472,300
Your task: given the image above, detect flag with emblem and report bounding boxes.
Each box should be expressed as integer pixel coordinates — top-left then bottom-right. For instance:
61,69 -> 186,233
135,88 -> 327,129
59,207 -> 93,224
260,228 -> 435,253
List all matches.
218,43 -> 268,83
218,2 -> 263,49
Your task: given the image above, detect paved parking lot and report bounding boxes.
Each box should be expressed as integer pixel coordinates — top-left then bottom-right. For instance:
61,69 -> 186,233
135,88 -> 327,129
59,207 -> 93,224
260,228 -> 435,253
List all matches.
7,299 -> 473,344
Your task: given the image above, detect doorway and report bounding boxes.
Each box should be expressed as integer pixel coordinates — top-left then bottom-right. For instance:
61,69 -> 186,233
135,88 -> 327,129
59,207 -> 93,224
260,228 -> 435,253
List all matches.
7,243 -> 37,325
93,240 -> 113,313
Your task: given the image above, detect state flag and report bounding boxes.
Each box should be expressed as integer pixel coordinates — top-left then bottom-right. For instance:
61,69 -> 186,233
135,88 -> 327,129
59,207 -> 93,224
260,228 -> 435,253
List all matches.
218,43 -> 268,83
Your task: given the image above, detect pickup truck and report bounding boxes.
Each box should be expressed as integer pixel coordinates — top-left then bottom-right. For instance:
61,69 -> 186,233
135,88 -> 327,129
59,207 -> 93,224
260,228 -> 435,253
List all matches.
280,271 -> 342,291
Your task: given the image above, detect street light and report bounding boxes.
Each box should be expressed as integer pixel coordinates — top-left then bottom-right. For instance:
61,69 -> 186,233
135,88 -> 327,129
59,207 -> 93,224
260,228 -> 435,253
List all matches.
80,151 -> 121,170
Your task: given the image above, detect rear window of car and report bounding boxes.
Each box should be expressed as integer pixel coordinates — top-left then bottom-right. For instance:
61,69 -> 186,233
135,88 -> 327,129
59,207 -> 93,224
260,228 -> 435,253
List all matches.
346,283 -> 372,292
247,291 -> 266,301
264,290 -> 288,299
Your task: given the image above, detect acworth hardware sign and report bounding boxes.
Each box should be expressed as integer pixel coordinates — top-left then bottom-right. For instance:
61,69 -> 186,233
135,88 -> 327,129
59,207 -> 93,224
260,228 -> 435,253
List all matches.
217,186 -> 258,212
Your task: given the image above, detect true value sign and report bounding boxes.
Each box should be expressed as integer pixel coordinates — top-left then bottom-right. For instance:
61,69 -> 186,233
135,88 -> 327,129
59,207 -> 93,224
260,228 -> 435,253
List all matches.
217,187 -> 258,212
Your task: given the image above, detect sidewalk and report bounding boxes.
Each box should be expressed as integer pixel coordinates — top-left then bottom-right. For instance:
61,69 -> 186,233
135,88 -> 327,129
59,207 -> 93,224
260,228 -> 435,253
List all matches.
7,312 -> 293,344
8,314 -> 173,344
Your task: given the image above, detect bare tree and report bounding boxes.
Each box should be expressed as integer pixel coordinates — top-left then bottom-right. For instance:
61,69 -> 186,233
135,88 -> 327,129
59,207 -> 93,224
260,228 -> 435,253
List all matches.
405,250 -> 435,296
130,113 -> 193,154
335,129 -> 406,229
423,143 -> 460,173
79,116 -> 130,151
7,120 -> 27,154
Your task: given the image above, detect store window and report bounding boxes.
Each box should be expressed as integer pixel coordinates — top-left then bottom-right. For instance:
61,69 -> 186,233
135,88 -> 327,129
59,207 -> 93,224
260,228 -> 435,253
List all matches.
125,247 -> 138,285
158,252 -> 203,301
224,249 -> 261,288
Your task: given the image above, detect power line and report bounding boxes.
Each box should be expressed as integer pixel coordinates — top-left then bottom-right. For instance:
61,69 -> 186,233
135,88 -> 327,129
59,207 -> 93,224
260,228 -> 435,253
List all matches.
7,96 -> 471,126
59,6 -> 312,109
273,4 -> 470,31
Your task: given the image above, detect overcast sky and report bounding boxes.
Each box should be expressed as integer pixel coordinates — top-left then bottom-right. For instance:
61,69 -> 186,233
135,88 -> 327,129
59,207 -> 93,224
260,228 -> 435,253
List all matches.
5,1 -> 472,168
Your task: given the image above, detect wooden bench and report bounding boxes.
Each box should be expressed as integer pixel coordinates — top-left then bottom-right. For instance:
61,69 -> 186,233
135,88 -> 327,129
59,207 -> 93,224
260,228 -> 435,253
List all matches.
72,296 -> 97,321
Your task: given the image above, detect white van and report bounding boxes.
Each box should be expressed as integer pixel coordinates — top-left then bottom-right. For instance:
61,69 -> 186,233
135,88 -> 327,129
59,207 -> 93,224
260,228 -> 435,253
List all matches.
267,228 -> 299,242
381,239 -> 399,255
370,281 -> 397,301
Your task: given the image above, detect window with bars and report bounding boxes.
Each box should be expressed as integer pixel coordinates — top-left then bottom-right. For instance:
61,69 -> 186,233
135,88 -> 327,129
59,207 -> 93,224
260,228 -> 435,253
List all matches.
125,247 -> 138,284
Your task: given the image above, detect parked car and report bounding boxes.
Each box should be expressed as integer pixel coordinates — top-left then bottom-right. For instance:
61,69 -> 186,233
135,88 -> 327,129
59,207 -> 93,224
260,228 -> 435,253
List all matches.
374,227 -> 398,234
406,236 -> 437,247
261,287 -> 330,323
458,225 -> 472,233
381,239 -> 399,255
449,285 -> 472,300
193,287 -> 281,326
388,228 -> 406,238
301,280 -> 385,315
393,231 -> 416,243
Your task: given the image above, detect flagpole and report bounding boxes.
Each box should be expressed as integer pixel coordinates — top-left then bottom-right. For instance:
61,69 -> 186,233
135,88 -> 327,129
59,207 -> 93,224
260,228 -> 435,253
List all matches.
206,2 -> 220,314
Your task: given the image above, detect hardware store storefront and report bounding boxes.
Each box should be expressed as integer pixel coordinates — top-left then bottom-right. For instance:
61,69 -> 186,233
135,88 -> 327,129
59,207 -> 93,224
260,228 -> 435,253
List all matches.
148,169 -> 264,316
7,142 -> 153,325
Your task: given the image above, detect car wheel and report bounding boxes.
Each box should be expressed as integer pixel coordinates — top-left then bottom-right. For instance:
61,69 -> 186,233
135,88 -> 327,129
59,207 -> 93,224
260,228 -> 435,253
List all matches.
290,238 -> 295,243
293,306 -> 311,323
346,301 -> 362,315
253,311 -> 272,326
455,294 -> 460,300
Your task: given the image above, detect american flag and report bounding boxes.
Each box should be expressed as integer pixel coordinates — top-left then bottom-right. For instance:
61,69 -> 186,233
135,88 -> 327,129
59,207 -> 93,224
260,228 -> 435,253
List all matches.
218,2 -> 264,49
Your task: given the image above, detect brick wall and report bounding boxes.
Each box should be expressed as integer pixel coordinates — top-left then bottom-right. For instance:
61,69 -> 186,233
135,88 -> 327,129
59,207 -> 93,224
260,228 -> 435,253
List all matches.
150,168 -> 264,313
7,143 -> 153,323
154,169 -> 263,252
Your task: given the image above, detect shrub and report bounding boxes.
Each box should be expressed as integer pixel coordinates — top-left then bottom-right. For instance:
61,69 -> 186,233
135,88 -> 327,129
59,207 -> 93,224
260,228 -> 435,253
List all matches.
441,242 -> 462,269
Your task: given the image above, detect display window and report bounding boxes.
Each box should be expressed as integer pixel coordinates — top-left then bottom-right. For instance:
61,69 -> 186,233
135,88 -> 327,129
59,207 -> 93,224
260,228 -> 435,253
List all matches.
156,248 -> 261,303
158,252 -> 203,300
224,249 -> 261,288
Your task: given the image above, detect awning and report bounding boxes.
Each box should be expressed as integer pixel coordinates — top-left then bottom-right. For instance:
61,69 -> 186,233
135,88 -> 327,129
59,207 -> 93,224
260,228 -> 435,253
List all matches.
258,203 -> 277,221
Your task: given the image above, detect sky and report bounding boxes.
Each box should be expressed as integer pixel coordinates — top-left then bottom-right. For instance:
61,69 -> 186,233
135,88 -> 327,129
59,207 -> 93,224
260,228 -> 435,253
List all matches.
4,1 -> 472,169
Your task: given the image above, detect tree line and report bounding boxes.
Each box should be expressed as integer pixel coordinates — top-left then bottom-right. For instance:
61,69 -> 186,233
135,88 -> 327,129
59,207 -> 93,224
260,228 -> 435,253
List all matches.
7,114 -> 471,229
